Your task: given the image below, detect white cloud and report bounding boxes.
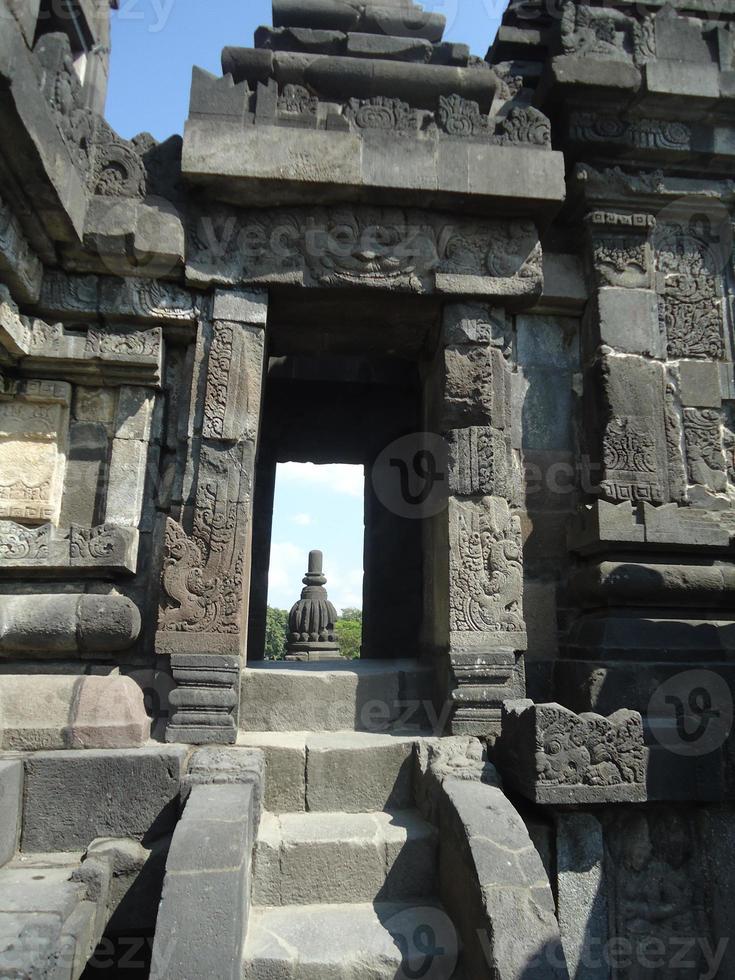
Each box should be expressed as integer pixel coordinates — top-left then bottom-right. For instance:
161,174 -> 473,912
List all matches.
267,541 -> 304,602
278,462 -> 364,498
291,513 -> 314,526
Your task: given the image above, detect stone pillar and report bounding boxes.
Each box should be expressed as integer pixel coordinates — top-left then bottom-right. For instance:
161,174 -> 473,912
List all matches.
156,289 -> 268,744
436,303 -> 526,739
555,813 -> 609,980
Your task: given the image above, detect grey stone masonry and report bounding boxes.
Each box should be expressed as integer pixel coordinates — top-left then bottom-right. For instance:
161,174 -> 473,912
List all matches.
21,747 -> 189,852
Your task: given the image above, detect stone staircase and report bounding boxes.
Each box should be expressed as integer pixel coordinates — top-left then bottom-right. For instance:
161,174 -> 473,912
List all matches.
239,661 -> 462,979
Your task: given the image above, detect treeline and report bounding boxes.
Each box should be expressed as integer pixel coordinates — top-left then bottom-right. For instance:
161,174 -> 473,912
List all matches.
265,606 -> 362,659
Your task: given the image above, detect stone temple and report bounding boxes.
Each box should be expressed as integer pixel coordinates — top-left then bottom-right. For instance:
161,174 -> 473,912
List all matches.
1,0 -> 735,976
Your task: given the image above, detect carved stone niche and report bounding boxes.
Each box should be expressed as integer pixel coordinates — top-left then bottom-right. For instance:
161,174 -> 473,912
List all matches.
0,380 -> 71,525
497,700 -> 648,804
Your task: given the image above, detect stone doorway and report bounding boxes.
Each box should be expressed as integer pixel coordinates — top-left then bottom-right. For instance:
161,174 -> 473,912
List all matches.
246,293 -> 438,663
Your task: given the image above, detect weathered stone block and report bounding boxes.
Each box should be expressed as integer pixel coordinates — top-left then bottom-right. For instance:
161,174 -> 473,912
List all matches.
306,733 -> 415,812
517,313 -> 579,370
0,760 -> 22,867
151,778 -> 257,980
21,746 -> 188,851
594,287 -> 662,357
103,438 -> 148,527
240,661 -> 405,733
212,287 -> 268,325
114,387 -> 155,441
253,809 -> 437,906
236,732 -> 306,812
678,359 -> 722,408
59,421 -> 108,528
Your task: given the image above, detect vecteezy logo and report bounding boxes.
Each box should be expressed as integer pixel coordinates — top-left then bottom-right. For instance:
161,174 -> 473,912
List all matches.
382,905 -> 458,980
648,670 -> 733,757
372,433 -> 448,519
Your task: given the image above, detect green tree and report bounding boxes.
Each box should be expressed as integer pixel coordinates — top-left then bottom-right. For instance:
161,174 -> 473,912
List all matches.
265,606 -> 289,660
335,608 -> 362,659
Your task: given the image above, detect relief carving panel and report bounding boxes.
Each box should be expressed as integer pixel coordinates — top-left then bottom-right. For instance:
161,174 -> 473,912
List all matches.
448,495 -> 525,642
0,381 -> 70,524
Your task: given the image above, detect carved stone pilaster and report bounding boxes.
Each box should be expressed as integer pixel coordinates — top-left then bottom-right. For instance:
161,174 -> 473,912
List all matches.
438,303 -> 527,739
157,288 -> 267,745
166,654 -> 240,745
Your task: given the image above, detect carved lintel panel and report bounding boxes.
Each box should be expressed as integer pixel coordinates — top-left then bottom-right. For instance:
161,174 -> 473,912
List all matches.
0,521 -> 139,575
570,113 -> 691,153
188,207 -> 542,301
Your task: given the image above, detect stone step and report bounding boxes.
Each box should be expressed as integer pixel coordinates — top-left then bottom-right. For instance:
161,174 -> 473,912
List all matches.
242,901 -> 461,980
240,658 -> 433,733
237,730 -> 420,813
0,856 -> 106,980
253,809 -> 437,906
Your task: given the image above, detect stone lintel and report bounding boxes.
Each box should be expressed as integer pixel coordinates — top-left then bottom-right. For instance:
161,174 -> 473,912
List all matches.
182,118 -> 565,219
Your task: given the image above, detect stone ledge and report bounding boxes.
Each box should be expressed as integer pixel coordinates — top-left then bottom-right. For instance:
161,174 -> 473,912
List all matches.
0,675 -> 151,752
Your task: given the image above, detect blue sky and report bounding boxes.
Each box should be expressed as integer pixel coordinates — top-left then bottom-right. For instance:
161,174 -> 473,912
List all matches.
268,464 -> 365,612
105,1 -> 506,613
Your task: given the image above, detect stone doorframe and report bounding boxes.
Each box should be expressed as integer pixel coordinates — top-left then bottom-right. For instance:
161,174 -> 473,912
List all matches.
155,288 -> 268,744
156,209 -> 543,744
